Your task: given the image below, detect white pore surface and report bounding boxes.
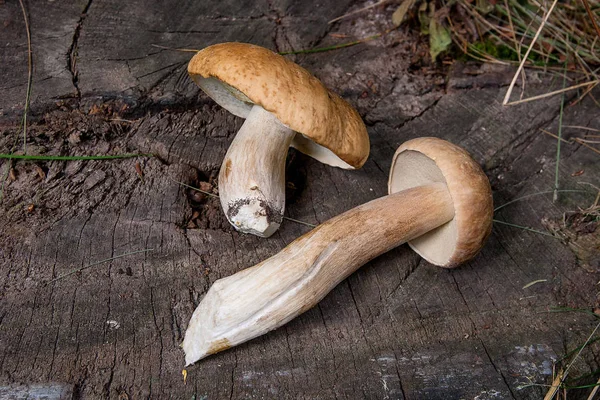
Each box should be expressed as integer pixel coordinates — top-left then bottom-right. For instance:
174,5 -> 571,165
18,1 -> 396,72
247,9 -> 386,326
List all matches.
389,150 -> 457,266
291,134 -> 354,169
196,76 -> 354,170
196,77 -> 253,118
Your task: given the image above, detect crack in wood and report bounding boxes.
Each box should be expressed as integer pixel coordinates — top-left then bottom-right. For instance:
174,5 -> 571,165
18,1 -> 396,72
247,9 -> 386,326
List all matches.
67,0 -> 94,98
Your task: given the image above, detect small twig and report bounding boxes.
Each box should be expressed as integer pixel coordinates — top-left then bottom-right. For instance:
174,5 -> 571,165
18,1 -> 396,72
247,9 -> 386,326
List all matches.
581,0 -> 600,39
572,137 -> 600,155
541,129 -> 600,155
503,0 -> 559,106
541,129 -> 571,144
328,0 -> 391,24
18,0 -> 32,154
281,216 -> 316,228
0,153 -> 152,161
569,79 -> 598,106
575,138 -> 600,144
503,80 -> 599,106
172,179 -> 317,228
47,248 -> 154,284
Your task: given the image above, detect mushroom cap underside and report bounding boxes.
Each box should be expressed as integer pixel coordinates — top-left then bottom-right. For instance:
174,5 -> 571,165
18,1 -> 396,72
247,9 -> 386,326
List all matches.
188,42 -> 369,169
388,137 -> 493,268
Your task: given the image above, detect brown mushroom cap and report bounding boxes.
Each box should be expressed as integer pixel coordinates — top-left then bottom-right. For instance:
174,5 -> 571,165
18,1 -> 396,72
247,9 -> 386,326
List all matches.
388,137 -> 493,268
188,42 -> 369,169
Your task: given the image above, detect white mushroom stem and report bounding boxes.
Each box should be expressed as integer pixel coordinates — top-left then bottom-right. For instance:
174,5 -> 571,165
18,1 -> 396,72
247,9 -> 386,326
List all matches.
219,104 -> 296,237
183,182 -> 455,365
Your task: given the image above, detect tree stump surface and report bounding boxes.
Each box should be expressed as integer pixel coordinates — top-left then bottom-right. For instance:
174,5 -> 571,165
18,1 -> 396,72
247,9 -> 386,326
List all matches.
1,1 -> 599,399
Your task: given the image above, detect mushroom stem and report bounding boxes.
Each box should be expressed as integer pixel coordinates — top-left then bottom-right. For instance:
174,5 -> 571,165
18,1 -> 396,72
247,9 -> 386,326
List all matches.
183,182 -> 455,365
219,104 -> 296,237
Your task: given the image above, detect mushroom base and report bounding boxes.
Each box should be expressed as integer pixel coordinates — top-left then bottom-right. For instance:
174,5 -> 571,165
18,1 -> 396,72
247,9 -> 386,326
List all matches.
226,197 -> 282,238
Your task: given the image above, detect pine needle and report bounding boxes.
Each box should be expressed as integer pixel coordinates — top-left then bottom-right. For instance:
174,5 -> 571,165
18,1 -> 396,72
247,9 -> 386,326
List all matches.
172,179 -> 317,228
503,80 -> 598,106
47,248 -> 154,284
150,44 -> 200,53
279,28 -> 395,55
152,30 -> 396,57
580,0 -> 600,39
493,219 -> 557,237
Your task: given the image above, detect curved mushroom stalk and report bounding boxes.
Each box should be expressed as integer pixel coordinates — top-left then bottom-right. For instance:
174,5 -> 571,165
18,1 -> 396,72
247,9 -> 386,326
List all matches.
219,105 -> 296,237
182,137 -> 494,366
183,183 -> 454,365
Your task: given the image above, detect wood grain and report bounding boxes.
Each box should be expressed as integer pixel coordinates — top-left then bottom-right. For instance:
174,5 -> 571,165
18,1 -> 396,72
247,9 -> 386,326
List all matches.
1,0 -> 599,398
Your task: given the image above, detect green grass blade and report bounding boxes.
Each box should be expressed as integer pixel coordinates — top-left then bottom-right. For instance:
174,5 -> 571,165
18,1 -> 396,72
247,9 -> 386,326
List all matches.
493,219 -> 557,237
0,153 -> 153,161
494,190 -> 587,212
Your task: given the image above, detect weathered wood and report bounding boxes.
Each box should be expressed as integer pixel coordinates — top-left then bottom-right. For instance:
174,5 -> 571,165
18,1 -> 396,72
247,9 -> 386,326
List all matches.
1,0 -> 599,399
0,382 -> 74,400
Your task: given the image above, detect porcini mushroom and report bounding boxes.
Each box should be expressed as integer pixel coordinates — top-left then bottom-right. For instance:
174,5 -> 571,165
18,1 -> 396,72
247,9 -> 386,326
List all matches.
188,42 -> 369,237
182,137 -> 493,365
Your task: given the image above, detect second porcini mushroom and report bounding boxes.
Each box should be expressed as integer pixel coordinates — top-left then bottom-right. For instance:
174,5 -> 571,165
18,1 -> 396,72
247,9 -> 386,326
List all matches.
188,42 -> 369,237
182,137 -> 493,365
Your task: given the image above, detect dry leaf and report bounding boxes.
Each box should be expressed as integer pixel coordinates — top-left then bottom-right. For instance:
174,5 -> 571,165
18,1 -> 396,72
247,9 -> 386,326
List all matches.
392,0 -> 417,27
429,17 -> 452,61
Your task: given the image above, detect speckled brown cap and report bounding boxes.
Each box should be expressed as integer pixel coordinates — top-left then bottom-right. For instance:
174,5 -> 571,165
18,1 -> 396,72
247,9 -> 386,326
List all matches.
188,42 -> 369,169
388,137 -> 493,268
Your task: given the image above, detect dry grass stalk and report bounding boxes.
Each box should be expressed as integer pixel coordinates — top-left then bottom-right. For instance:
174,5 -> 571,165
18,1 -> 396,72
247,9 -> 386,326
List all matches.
541,129 -> 600,155
446,0 -> 600,106
502,0 -> 559,105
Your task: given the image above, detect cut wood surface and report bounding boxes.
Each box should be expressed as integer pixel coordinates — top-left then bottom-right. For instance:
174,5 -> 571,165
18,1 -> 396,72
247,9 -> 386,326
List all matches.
1,0 -> 599,399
